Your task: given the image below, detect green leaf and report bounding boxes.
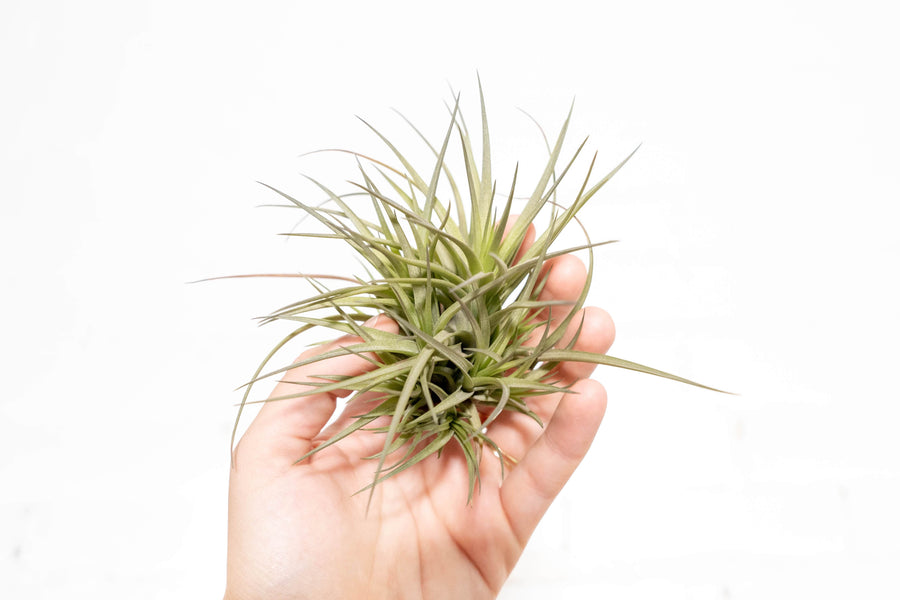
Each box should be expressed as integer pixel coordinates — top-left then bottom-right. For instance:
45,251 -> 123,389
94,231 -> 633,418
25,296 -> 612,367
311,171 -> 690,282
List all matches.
538,350 -> 732,394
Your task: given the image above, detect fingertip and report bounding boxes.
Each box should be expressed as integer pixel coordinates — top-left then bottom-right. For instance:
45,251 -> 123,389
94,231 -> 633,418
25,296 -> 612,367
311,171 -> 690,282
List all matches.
539,254 -> 588,301
568,378 -> 608,426
257,314 -> 402,441
515,223 -> 536,263
524,223 -> 536,247
544,379 -> 607,460
364,313 -> 400,334
585,306 -> 616,350
551,307 -> 616,382
503,215 -> 537,264
560,306 -> 616,354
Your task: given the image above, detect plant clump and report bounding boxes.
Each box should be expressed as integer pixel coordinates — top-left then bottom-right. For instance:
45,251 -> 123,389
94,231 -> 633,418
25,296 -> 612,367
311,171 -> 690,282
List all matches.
233,83 -> 718,502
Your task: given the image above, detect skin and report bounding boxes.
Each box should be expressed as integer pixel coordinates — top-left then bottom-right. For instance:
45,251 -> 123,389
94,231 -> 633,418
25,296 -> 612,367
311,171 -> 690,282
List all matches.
224,224 -> 616,600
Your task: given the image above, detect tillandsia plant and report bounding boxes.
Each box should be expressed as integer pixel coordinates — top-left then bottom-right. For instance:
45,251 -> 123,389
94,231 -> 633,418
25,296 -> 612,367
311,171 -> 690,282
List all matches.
232,83 -> 721,504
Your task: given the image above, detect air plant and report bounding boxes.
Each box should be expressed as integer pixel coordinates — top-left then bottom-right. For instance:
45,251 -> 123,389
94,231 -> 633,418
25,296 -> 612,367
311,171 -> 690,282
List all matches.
231,82 -> 721,503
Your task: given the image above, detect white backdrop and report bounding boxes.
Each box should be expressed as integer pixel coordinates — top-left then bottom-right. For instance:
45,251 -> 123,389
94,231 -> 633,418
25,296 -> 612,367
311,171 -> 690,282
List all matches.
2,1 -> 899,598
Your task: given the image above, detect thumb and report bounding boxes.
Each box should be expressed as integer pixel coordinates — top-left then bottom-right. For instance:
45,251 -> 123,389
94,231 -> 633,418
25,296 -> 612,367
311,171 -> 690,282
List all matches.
241,315 -> 399,460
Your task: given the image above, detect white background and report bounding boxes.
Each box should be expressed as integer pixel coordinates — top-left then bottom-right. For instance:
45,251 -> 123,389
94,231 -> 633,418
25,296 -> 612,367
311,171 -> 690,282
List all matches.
2,1 -> 899,598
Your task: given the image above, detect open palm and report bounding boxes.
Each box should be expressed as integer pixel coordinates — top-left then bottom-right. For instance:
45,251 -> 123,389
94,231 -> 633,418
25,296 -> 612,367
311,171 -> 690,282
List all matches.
224,250 -> 615,600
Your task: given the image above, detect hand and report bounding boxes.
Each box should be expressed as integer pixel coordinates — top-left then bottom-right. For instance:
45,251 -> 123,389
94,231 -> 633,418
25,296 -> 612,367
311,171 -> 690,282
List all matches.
224,226 -> 616,600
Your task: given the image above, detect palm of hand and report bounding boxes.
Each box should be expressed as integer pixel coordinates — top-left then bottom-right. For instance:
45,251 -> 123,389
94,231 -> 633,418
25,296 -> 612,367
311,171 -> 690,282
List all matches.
225,253 -> 614,600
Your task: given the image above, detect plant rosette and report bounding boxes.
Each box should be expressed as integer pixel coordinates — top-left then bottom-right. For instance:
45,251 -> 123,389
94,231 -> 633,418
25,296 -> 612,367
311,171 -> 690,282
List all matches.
225,82 -> 723,504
